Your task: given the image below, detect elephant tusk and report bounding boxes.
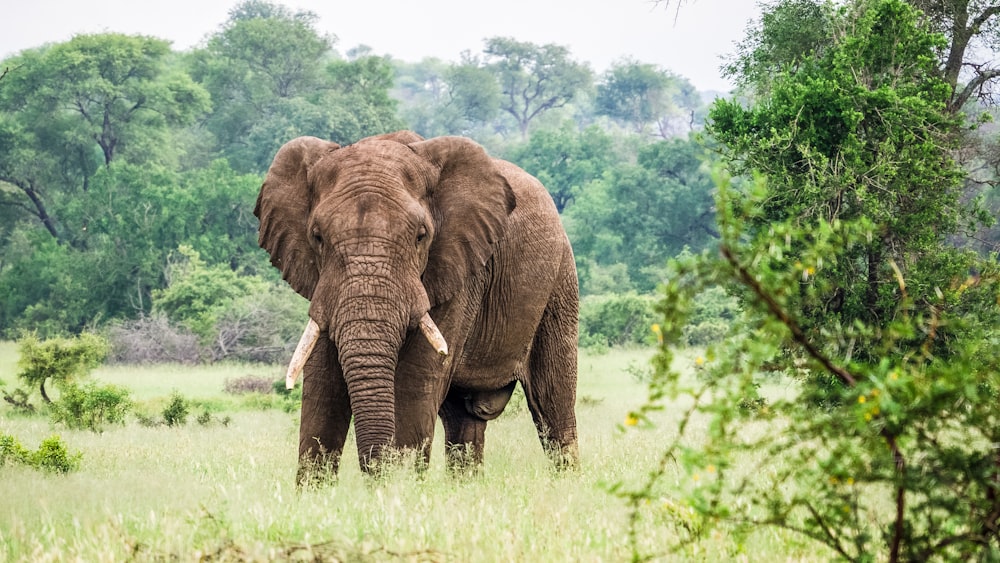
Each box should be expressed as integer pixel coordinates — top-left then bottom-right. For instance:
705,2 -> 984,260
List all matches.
418,312 -> 449,357
286,318 -> 321,389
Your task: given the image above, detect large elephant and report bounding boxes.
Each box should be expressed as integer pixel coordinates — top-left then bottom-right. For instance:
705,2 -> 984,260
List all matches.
254,131 -> 579,480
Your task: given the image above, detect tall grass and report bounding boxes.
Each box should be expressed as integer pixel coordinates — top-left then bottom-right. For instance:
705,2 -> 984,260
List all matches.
0,344 -> 825,561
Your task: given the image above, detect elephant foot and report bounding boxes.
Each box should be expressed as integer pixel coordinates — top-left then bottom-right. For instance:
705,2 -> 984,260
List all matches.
545,441 -> 580,472
445,442 -> 484,477
296,453 -> 341,488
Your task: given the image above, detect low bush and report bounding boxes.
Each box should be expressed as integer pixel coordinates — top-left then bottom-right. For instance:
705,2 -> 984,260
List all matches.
162,392 -> 190,427
50,382 -> 133,432
682,285 -> 740,346
16,332 -> 108,403
0,433 -> 81,473
578,292 -> 658,349
196,408 -> 232,427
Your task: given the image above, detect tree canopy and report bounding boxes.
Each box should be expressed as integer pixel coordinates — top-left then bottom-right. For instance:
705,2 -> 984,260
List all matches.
0,0 -> 995,345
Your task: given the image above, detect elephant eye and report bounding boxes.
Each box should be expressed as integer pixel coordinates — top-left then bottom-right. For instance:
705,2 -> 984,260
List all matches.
416,226 -> 428,244
311,228 -> 323,247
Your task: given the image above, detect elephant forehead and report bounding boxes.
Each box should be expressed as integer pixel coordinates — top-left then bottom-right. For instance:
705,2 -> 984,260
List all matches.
330,142 -> 432,192
314,190 -> 425,237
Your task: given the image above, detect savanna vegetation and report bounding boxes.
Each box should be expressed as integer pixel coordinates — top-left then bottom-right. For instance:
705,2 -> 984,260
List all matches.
1,0 -> 998,560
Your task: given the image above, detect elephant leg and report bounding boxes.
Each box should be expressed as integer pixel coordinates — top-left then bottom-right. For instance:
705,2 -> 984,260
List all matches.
439,388 -> 489,473
297,334 -> 351,486
393,342 -> 450,470
522,268 -> 580,470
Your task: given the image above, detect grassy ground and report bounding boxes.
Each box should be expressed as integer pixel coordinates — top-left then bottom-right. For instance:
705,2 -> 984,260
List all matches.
0,343 -> 824,561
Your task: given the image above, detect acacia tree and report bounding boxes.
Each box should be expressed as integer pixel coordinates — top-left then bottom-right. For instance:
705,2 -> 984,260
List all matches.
0,33 -> 209,245
480,37 -> 592,138
16,333 -> 107,404
596,58 -> 702,137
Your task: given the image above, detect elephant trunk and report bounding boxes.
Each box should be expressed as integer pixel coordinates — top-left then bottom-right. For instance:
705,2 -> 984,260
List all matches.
284,247 -> 449,472
327,287 -> 404,471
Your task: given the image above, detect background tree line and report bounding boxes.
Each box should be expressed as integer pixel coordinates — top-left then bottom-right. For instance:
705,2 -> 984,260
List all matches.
0,0 -> 996,357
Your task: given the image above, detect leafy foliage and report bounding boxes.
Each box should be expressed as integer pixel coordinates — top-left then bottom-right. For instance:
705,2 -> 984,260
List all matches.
50,382 -> 133,432
0,433 -> 81,473
618,2 -> 1000,560
502,125 -> 621,213
566,137 -> 717,292
16,333 -> 108,403
709,0 -> 976,365
625,176 -> 1000,560
596,58 -> 702,137
152,245 -> 267,340
189,0 -> 403,173
578,293 -> 658,350
161,391 -> 190,427
682,285 -> 740,346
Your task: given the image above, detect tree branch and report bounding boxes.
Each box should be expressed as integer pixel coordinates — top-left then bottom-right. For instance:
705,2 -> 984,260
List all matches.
720,244 -> 857,386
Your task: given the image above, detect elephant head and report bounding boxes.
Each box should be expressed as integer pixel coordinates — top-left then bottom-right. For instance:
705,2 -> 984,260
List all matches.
254,131 -> 516,470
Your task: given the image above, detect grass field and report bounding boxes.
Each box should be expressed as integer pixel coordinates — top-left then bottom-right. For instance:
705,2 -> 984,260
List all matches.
0,342 -> 826,561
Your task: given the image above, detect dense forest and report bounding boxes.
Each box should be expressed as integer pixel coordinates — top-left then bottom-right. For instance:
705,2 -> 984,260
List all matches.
0,0 -> 997,359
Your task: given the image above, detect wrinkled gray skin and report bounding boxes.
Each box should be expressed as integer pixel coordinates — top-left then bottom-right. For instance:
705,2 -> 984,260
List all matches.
255,131 -> 579,481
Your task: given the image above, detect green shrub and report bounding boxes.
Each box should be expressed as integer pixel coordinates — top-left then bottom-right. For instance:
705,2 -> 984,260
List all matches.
682,319 -> 730,346
196,409 -> 212,425
162,391 -> 190,427
0,433 -> 29,465
16,332 -> 108,403
50,382 -> 133,432
30,435 -> 82,473
0,433 -> 81,473
683,286 -> 741,346
579,292 -> 657,348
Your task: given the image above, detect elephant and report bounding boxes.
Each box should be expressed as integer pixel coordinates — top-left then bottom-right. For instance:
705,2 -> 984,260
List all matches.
254,130 -> 579,481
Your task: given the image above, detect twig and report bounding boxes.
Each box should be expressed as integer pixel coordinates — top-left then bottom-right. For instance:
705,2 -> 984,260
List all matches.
720,244 -> 857,386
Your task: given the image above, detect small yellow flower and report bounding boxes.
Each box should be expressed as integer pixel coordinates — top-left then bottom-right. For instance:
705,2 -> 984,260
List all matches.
706,464 -> 716,474
846,477 -> 855,486
829,476 -> 839,485
871,407 -> 880,416
864,412 -> 872,422
858,395 -> 867,404
692,472 -> 701,482
624,414 -> 639,427
890,371 -> 899,380
871,389 -> 880,397
651,323 -> 663,344
695,356 -> 705,367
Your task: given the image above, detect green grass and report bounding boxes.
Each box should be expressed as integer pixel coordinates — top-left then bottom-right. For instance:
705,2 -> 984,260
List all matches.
0,344 -> 827,561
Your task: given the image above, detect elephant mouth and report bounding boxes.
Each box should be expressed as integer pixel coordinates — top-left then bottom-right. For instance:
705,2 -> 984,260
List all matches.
284,312 -> 449,389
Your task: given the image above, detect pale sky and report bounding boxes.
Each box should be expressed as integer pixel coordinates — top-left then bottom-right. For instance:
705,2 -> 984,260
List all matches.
1,0 -> 760,92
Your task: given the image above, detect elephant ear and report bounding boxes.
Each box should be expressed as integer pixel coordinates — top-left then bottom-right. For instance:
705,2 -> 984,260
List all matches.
410,136 -> 517,307
254,136 -> 340,300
